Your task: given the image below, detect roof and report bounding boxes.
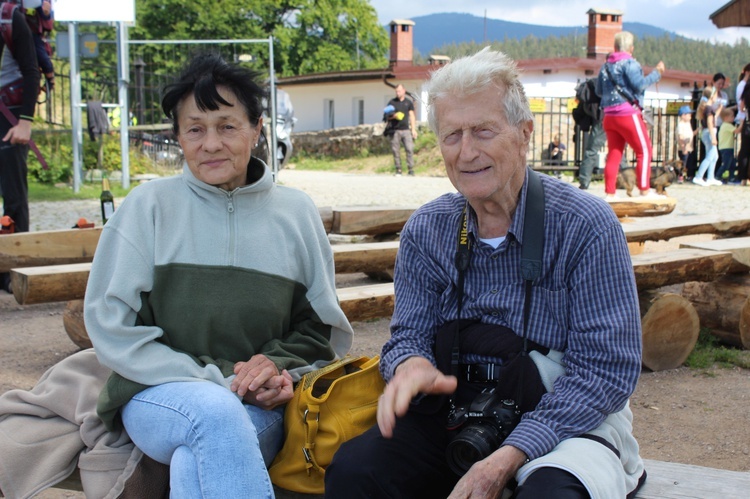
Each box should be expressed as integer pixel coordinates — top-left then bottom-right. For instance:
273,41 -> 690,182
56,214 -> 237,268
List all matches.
586,8 -> 625,15
277,58 -> 713,88
710,0 -> 750,28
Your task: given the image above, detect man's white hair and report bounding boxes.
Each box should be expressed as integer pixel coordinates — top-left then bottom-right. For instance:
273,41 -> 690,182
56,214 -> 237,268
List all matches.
425,47 -> 534,133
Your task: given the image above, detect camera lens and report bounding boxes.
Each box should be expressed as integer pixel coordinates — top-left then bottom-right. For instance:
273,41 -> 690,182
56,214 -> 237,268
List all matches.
446,423 -> 504,476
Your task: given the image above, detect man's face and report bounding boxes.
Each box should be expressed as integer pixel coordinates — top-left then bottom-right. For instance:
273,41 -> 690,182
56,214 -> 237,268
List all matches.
434,85 -> 532,206
395,85 -> 406,100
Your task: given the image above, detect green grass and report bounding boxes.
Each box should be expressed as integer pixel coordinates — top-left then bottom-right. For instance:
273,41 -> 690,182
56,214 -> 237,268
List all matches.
28,180 -> 135,202
684,328 -> 750,370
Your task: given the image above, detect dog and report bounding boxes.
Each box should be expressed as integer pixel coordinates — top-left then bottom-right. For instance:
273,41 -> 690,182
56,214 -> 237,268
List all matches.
616,159 -> 683,197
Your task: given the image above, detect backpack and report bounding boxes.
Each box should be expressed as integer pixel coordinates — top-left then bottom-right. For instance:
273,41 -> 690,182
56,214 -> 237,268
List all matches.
0,1 -> 53,59
572,78 -> 601,132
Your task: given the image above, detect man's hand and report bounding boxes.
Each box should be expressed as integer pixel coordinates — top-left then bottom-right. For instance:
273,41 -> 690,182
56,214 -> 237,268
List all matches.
448,446 -> 528,499
232,354 -> 294,409
3,119 -> 32,145
655,61 -> 666,74
411,129 -> 418,140
377,356 -> 457,438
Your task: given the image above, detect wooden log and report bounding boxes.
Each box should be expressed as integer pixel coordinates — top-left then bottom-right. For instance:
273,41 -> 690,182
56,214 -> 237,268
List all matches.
10,263 -> 91,305
635,459 -> 750,499
9,242 -> 401,305
639,292 -> 700,371
337,283 -> 395,322
622,213 -> 750,244
0,227 -> 101,272
63,299 -> 92,349
331,206 -> 415,235
681,274 -> 750,349
58,283 -> 397,349
332,241 -> 399,275
318,206 -> 333,234
679,236 -> 750,273
607,196 -> 676,218
631,249 -> 734,291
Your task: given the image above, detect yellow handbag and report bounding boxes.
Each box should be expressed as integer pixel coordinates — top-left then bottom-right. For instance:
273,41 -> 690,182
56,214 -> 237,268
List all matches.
268,355 -> 385,494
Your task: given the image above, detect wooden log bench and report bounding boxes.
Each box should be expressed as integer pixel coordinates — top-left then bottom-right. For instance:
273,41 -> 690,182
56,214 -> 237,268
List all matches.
9,242 -> 401,305
40,458 -> 750,498
0,207 -> 414,273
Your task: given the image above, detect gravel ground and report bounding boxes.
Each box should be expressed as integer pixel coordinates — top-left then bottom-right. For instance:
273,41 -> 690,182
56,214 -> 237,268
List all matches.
27,169 -> 750,232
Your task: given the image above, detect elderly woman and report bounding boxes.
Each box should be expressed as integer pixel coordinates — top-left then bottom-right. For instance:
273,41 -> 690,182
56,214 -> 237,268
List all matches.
83,54 -> 353,497
596,31 -> 665,199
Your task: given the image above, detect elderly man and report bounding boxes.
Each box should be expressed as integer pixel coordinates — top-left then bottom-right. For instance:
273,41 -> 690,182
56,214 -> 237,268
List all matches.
326,48 -> 646,499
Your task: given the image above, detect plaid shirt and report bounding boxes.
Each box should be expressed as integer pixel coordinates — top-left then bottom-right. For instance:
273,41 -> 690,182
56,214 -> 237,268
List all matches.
382,170 -> 642,461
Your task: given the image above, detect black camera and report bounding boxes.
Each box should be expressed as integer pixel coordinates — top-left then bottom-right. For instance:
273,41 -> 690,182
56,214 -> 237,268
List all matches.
445,388 -> 521,476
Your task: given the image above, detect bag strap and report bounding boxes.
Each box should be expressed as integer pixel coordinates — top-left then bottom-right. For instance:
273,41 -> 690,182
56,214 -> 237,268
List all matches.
0,3 -> 15,53
0,98 -> 49,170
299,355 -> 370,474
450,167 -> 545,376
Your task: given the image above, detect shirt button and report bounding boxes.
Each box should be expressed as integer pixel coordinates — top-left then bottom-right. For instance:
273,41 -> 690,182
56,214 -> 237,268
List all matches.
510,241 -> 516,247
491,289 -> 498,294
492,255 -> 499,260
492,312 -> 499,317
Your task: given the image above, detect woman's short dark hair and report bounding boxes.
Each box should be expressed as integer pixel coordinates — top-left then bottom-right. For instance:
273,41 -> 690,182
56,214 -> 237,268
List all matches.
162,53 -> 267,134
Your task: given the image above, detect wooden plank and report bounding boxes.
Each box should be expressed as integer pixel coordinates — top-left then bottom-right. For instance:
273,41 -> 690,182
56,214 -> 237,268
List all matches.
332,206 -> 415,235
631,249 -> 734,291
332,241 -> 399,275
635,459 -> 750,498
10,263 -> 92,305
9,242 -> 401,305
0,227 -> 102,272
679,236 -> 750,273
337,282 -> 395,322
622,214 -> 750,244
608,196 -> 676,218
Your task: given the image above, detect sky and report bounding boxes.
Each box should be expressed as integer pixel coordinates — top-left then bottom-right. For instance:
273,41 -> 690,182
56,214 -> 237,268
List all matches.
368,0 -> 745,46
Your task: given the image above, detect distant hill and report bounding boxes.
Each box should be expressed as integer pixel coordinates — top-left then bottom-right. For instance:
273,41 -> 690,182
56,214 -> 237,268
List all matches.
407,13 -> 675,56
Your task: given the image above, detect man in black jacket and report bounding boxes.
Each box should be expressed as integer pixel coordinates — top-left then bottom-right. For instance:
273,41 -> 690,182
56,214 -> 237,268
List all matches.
0,0 -> 41,292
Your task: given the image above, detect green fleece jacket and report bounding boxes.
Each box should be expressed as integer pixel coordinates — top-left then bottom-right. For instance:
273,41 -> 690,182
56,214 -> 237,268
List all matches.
83,158 -> 353,430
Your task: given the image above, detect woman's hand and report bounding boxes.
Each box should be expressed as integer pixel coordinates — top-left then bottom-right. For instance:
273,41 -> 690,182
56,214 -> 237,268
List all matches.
243,370 -> 294,410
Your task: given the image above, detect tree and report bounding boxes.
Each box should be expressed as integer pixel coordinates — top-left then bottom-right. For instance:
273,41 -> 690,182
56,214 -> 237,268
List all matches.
131,0 -> 388,76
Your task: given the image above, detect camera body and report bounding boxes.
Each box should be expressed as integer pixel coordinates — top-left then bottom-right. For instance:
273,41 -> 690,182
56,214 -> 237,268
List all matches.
446,388 -> 521,476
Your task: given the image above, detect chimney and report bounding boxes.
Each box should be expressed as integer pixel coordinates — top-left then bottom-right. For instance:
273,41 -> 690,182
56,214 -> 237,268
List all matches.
586,8 -> 623,59
389,19 -> 415,67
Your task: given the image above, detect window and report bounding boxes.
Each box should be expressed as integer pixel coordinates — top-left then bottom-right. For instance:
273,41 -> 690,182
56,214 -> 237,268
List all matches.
401,25 -> 410,33
353,98 -> 364,125
324,99 -> 335,129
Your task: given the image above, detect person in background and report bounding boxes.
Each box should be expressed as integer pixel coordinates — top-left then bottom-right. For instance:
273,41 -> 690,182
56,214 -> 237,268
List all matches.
716,107 -> 738,184
735,64 -> 750,126
543,133 -> 566,165
83,53 -> 353,497
738,69 -> 750,186
693,87 -> 722,186
385,84 -> 418,176
22,0 -> 54,90
596,31 -> 665,199
326,47 -> 645,499
711,73 -> 730,174
676,105 -> 695,184
0,0 -> 40,293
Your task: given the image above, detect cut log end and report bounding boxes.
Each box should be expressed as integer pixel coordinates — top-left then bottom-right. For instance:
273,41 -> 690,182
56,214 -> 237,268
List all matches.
640,292 -> 700,371
63,299 -> 92,350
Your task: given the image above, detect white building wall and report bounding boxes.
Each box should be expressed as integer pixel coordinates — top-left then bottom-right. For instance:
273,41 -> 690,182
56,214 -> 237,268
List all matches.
285,70 -> 695,132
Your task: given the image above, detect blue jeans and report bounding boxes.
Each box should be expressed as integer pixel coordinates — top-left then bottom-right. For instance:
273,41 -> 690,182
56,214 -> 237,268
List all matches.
121,381 -> 284,498
696,128 -> 718,181
716,148 -> 737,181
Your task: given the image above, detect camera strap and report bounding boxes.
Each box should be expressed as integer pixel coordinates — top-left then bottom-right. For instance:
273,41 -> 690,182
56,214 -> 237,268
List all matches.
451,167 -> 545,395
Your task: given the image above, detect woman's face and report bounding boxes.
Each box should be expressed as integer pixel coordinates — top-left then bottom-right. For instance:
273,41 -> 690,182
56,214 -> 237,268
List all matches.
176,86 -> 262,191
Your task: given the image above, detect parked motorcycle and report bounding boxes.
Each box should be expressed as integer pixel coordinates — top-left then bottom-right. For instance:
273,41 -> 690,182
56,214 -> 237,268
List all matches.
253,87 -> 296,170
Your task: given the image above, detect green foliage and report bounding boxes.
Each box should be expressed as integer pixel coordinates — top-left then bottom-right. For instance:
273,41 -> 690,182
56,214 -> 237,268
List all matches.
28,129 -> 156,184
685,328 -> 750,369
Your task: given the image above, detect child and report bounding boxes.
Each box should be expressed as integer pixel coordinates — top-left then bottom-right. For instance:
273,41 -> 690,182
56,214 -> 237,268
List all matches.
676,105 -> 694,183
716,107 -> 738,183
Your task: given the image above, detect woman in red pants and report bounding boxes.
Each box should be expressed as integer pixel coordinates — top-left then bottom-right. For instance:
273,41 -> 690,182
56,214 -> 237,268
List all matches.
596,31 -> 665,199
